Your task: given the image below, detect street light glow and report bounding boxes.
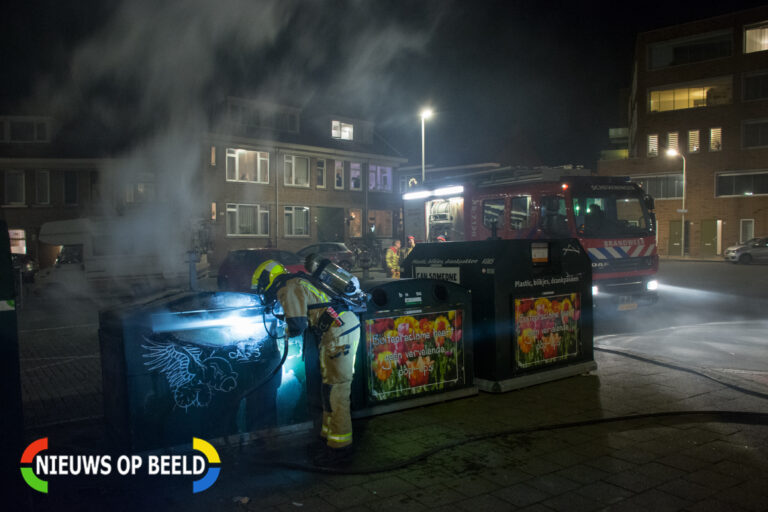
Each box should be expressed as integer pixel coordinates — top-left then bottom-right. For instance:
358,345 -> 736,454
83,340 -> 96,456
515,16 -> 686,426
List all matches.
420,107 -> 434,185
666,149 -> 687,257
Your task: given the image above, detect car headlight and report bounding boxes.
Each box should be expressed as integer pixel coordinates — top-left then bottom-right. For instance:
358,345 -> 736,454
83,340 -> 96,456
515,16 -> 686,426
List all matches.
646,280 -> 658,291
592,285 -> 599,296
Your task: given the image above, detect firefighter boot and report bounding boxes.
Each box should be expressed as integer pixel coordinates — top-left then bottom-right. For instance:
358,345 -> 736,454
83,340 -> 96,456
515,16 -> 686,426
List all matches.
312,444 -> 355,468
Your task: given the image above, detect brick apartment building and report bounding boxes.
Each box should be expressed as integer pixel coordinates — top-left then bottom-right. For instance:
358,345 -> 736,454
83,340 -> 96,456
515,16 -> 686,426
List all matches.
203,98 -> 407,267
1,99 -> 407,270
0,115 -> 107,266
598,6 -> 768,257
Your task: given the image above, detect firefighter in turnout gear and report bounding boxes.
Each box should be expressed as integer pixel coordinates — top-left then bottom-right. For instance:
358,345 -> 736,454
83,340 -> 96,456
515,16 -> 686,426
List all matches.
403,235 -> 416,260
252,260 -> 360,465
385,239 -> 401,278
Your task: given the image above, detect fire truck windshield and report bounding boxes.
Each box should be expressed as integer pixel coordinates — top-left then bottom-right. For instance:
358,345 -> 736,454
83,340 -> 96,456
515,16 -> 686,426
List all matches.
572,193 -> 651,238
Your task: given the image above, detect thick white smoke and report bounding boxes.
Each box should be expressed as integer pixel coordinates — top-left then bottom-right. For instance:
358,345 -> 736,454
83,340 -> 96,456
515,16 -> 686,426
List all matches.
28,0 -> 444,294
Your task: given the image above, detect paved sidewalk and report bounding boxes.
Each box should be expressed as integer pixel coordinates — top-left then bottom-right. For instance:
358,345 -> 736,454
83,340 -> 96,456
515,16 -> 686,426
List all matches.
659,255 -> 725,263
24,349 -> 768,512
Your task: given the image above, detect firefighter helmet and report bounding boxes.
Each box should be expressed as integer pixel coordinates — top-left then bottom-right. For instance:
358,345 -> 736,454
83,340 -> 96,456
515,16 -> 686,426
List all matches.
252,260 -> 289,295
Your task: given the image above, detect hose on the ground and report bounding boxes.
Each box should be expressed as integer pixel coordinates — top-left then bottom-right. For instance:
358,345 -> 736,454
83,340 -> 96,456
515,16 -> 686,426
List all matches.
265,410 -> 768,474
594,345 -> 768,401
266,346 -> 768,474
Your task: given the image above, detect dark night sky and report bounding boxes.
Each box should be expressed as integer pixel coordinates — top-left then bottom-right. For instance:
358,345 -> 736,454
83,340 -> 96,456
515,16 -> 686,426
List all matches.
2,1 -> 766,169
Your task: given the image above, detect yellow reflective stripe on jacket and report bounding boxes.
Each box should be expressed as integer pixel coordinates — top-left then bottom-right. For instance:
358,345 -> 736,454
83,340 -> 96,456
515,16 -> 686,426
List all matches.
299,280 -> 330,302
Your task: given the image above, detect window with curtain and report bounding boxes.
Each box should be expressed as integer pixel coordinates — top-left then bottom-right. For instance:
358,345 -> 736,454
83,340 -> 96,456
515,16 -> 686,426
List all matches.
284,206 -> 310,236
226,148 -> 269,183
226,203 -> 269,236
284,155 -> 309,187
745,22 -> 768,53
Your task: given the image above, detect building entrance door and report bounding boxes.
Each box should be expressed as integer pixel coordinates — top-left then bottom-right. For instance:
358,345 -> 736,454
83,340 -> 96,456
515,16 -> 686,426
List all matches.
668,220 -> 689,256
700,219 -> 717,257
315,207 -> 345,242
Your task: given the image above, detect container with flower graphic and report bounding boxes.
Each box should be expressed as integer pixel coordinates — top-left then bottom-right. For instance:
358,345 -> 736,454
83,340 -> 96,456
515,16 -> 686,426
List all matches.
514,293 -> 580,368
365,309 -> 466,401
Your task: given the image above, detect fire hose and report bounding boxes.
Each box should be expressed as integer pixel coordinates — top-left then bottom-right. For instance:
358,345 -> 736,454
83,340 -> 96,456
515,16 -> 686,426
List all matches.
259,347 -> 768,474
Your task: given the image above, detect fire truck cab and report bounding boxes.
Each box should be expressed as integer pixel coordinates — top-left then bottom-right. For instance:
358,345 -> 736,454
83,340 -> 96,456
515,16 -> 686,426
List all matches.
403,168 -> 659,310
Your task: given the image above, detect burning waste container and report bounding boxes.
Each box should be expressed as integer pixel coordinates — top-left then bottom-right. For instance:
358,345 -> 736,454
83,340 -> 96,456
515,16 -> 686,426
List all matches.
99,291 -> 309,451
403,239 -> 595,392
351,278 -> 476,416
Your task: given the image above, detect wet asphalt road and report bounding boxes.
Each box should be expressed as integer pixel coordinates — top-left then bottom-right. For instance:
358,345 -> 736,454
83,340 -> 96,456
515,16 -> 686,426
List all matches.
594,260 -> 768,380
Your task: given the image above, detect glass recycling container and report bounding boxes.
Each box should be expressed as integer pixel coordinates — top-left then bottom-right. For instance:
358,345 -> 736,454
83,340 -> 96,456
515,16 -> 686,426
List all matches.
403,239 -> 595,392
351,278 -> 476,416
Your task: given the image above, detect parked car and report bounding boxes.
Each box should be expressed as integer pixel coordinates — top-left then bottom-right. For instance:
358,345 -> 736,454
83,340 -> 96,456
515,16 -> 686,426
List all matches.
11,254 -> 39,283
217,249 -> 305,291
296,243 -> 355,270
724,237 -> 768,264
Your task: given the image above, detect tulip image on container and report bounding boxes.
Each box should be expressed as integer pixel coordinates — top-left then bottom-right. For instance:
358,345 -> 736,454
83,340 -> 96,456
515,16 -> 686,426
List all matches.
518,328 -> 535,354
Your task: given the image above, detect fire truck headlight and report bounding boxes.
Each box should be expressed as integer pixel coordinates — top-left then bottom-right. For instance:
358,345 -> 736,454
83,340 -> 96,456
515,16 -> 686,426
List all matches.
592,285 -> 599,296
646,280 -> 658,291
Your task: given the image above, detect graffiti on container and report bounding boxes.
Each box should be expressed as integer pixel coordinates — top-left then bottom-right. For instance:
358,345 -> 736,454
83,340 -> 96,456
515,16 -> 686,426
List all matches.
141,338 -> 239,410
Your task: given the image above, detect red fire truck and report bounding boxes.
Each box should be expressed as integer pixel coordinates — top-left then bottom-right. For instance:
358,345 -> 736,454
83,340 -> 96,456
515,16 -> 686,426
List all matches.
402,168 -> 659,309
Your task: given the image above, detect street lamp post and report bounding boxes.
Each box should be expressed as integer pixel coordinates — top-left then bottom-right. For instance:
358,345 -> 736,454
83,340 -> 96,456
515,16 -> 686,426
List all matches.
667,149 -> 686,257
420,108 -> 433,185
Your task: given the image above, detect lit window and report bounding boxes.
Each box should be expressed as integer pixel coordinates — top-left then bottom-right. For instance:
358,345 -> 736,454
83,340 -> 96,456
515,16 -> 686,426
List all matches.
745,21 -> 768,53
35,170 -> 50,204
8,229 -> 26,254
350,162 -> 362,191
226,203 -> 269,236
284,154 -> 310,187
710,127 -> 722,151
647,134 -> 659,156
667,132 -> 679,152
649,77 -> 732,112
4,170 -> 25,205
331,120 -> 354,140
688,130 -> 700,153
368,209 -> 393,237
348,208 -> 362,237
284,206 -> 310,236
226,148 -> 269,183
210,146 -> 216,166
316,159 -> 326,188
334,161 -> 344,189
368,165 -> 393,192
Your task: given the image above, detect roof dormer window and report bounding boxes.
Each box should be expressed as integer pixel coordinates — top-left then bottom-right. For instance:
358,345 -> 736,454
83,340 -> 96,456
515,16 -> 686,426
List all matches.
332,120 -> 354,140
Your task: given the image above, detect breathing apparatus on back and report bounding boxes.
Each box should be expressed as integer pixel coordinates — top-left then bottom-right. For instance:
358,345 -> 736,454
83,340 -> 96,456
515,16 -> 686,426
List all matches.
304,253 -> 368,314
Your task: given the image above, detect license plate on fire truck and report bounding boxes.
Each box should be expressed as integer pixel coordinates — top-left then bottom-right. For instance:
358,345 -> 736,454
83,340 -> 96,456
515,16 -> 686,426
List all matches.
618,297 -> 638,311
